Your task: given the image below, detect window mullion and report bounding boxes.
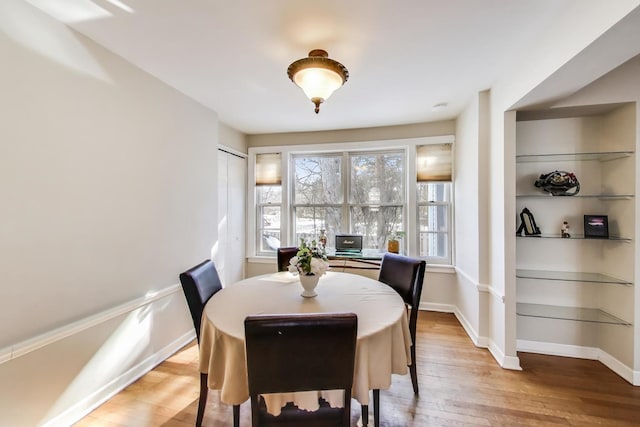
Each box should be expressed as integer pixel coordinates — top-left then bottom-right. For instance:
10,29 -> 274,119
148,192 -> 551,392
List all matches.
342,152 -> 349,234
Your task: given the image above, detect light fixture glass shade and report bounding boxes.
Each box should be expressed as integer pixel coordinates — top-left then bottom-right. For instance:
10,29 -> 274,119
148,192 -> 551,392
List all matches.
293,67 -> 343,103
416,143 -> 453,182
288,49 -> 349,113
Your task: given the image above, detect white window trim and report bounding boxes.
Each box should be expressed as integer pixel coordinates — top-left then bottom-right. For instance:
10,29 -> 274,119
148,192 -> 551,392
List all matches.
247,135 -> 455,265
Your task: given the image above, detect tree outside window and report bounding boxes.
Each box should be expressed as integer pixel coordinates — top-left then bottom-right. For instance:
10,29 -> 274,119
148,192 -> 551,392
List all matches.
292,154 -> 343,245
349,151 -> 404,250
291,151 -> 405,251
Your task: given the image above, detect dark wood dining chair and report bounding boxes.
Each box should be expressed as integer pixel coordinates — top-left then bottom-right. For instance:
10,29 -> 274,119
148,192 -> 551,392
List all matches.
276,246 -> 298,272
362,252 -> 426,427
244,312 -> 358,427
179,260 -> 239,427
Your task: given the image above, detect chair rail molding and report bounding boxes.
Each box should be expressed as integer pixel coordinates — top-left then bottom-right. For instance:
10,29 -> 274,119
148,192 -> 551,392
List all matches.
0,284 -> 183,364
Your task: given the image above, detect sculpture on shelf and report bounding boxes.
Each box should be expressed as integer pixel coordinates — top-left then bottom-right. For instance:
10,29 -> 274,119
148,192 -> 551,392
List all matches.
561,220 -> 571,238
318,229 -> 328,247
534,170 -> 580,196
517,207 -> 541,236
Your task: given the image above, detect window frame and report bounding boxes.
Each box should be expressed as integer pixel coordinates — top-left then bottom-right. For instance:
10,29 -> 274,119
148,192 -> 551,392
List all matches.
289,150 -> 406,251
255,185 -> 283,256
417,182 -> 453,264
247,136 -> 455,266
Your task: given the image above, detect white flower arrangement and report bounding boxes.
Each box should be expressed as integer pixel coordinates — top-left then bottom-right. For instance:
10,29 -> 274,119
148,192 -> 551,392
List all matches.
288,237 -> 330,276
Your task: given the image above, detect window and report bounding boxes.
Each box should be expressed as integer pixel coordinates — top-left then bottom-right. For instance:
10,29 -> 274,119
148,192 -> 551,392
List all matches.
416,143 -> 453,264
255,153 -> 282,255
291,153 -> 343,245
290,151 -> 405,251
349,151 -> 404,251
417,182 -> 451,263
250,136 -> 454,265
256,185 -> 282,254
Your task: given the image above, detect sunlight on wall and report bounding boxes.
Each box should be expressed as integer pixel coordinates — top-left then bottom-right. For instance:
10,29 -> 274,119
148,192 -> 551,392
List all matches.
40,303 -> 157,424
211,236 -> 221,282
27,0 -> 135,21
0,0 -> 112,83
211,211 -> 229,285
105,0 -> 134,14
27,0 -> 112,23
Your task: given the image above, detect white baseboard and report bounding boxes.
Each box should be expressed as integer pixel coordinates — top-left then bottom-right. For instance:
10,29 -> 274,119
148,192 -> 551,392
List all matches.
43,330 -> 195,427
420,301 -> 491,348
420,302 -> 455,313
517,339 -> 599,359
451,306 -> 484,348
517,339 -> 637,385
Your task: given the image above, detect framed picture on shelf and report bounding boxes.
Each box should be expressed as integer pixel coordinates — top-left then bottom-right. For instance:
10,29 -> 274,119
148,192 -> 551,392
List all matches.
584,215 -> 609,239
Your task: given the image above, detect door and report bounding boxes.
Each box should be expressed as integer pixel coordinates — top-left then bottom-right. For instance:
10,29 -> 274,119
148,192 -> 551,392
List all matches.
215,148 -> 246,285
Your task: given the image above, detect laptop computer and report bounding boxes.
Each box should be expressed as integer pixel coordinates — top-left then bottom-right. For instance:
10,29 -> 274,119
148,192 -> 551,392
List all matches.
335,234 -> 363,255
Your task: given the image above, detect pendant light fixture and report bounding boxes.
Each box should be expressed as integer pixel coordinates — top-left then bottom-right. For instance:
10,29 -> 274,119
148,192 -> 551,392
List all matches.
287,49 -> 349,114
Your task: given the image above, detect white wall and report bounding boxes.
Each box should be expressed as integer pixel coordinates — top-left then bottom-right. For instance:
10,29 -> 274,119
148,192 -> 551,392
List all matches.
453,90 -> 494,349
455,94 -> 480,281
219,121 -> 248,154
0,1 -> 219,425
454,93 -> 482,342
247,120 -> 456,147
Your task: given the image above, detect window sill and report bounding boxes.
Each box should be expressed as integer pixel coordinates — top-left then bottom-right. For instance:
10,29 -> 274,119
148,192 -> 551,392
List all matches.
426,264 -> 456,274
248,256 -> 456,274
247,256 -> 278,264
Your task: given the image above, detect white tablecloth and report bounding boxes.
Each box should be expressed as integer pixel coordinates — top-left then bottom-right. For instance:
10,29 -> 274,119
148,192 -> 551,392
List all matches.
198,271 -> 411,414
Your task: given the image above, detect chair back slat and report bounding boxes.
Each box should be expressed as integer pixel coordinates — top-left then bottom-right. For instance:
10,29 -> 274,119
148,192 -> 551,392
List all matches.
378,252 -> 426,310
276,247 -> 298,272
245,312 -> 357,426
179,260 -> 223,342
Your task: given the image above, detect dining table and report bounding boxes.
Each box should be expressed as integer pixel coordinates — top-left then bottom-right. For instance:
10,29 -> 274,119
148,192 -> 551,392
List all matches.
198,270 -> 412,417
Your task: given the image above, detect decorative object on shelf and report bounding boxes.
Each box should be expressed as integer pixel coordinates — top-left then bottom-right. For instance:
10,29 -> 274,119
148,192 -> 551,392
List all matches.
287,49 -> 349,114
517,207 -> 541,236
561,220 -> 571,238
288,237 -> 330,297
387,231 -> 405,253
318,229 -> 327,247
584,215 -> 609,239
534,170 -> 580,196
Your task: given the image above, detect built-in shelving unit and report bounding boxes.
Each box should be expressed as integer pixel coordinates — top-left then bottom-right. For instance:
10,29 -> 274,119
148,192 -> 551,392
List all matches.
515,103 -> 636,381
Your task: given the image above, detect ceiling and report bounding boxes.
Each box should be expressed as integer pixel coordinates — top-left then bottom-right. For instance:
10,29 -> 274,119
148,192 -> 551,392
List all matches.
29,0 -> 583,135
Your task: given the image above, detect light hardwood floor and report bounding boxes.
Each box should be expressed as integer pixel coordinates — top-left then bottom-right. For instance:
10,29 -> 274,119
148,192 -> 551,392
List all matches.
75,311 -> 640,426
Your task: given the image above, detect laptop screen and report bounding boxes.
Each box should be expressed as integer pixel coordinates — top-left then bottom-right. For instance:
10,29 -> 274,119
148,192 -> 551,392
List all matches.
335,234 -> 363,253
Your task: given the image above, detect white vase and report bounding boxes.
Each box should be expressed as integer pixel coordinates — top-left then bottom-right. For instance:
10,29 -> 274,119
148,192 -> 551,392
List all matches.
299,274 -> 320,298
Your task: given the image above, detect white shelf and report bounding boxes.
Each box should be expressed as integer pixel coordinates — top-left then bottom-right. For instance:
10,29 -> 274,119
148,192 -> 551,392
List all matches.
516,269 -> 632,285
516,193 -> 633,200
517,234 -> 632,242
517,303 -> 631,326
516,151 -> 634,163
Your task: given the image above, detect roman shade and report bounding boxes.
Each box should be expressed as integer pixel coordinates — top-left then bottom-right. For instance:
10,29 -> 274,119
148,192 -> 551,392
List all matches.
255,153 -> 282,186
416,143 -> 452,182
